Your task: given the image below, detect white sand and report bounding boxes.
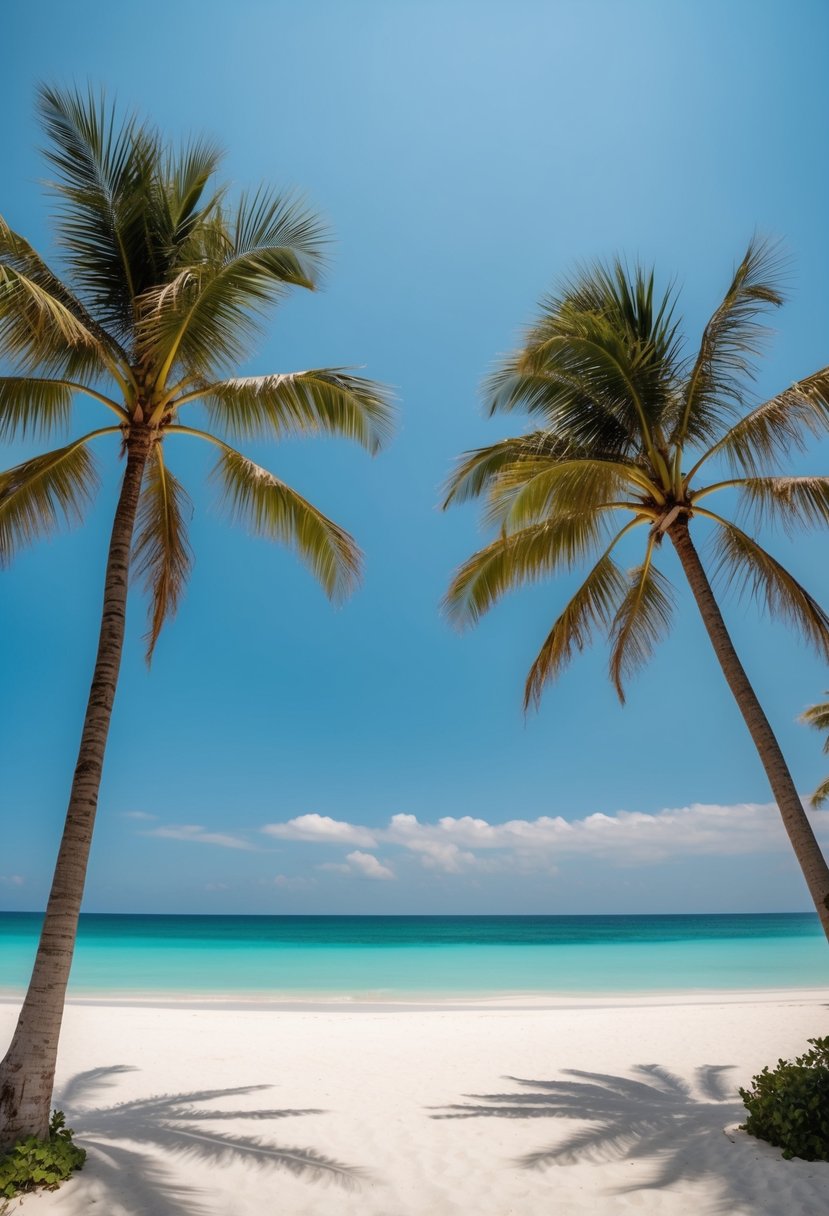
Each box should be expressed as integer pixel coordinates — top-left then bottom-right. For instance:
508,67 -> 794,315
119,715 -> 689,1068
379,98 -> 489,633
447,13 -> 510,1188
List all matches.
3,989 -> 829,1216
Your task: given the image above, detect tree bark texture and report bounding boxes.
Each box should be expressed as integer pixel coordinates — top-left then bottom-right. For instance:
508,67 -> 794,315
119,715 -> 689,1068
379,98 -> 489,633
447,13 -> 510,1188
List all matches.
0,431 -> 152,1150
669,517 -> 829,942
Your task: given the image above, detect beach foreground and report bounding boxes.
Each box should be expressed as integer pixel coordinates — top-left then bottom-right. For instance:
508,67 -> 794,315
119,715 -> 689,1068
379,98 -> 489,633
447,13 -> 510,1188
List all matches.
3,991 -> 829,1216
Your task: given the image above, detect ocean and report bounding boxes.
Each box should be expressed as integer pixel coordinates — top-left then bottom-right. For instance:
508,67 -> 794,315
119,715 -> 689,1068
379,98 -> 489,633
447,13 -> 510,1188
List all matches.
1,912 -> 827,999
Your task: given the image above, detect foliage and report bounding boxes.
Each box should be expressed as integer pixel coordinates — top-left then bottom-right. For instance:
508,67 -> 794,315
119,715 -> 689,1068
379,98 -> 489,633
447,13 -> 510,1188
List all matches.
0,85 -> 393,658
444,243 -> 829,708
739,1037 -> 829,1161
800,695 -> 829,809
0,1110 -> 86,1197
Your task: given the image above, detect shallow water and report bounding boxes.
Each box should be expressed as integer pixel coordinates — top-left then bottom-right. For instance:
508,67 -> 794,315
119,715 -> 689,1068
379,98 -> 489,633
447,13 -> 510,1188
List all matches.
0,912 -> 826,996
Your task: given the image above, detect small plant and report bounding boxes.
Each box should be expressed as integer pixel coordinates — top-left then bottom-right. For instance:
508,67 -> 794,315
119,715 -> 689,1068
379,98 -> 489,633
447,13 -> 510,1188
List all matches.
0,1110 -> 86,1198
740,1037 -> 829,1161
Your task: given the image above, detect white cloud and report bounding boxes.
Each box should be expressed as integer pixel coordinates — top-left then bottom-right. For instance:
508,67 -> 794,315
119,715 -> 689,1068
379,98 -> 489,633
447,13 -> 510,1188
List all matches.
345,851 -> 395,880
260,802 -> 829,873
262,814 -> 377,848
146,824 -> 254,850
317,852 -> 396,880
121,811 -> 158,821
0,875 -> 24,887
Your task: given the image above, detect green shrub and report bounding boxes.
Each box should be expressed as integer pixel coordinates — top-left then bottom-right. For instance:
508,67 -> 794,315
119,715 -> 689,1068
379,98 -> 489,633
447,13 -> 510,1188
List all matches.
0,1110 -> 86,1198
740,1037 -> 829,1161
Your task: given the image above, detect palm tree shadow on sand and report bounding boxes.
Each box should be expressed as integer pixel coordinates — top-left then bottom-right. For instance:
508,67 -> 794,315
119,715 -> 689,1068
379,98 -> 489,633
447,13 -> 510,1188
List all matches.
52,1065 -> 365,1216
432,1063 -> 829,1216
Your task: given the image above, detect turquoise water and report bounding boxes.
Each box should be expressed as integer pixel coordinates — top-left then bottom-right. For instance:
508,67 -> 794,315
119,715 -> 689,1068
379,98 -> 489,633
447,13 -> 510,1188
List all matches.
0,913 -> 826,997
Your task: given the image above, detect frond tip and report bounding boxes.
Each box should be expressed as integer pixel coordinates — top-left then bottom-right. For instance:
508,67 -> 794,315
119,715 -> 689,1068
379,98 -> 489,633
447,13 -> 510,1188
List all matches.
608,547 -> 675,703
444,512 -> 606,628
524,548 -> 629,711
213,447 -> 362,601
0,437 -> 101,565
132,445 -> 194,662
710,517 -> 829,662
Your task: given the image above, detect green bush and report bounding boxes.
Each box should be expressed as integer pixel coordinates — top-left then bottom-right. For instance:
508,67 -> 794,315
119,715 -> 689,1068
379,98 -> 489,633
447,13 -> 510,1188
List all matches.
740,1037 -> 829,1161
0,1110 -> 86,1198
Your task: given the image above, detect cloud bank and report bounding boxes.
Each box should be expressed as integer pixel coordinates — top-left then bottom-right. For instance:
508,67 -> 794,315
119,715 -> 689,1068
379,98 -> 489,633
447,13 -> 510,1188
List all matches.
261,801 -> 829,876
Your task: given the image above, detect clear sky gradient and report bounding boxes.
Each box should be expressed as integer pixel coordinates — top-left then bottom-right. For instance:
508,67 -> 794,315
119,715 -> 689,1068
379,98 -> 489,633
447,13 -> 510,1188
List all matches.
2,0 -> 828,914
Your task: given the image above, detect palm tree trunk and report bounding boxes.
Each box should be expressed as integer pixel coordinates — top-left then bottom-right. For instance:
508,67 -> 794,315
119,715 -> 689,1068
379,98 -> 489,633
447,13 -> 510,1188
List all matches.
0,430 -> 152,1150
669,517 -> 829,941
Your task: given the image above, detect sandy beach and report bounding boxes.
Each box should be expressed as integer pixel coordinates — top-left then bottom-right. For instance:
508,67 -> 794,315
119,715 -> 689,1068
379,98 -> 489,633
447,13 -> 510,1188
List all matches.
2,989 -> 828,1216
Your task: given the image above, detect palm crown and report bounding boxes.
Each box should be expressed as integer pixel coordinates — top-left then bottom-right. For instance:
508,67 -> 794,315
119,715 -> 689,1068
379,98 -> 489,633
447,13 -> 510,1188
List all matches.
0,85 -> 394,656
444,241 -> 829,707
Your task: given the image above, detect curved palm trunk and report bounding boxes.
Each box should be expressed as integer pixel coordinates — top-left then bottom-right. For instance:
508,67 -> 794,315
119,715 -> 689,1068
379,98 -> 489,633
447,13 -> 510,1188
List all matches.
0,430 -> 151,1150
669,518 -> 829,941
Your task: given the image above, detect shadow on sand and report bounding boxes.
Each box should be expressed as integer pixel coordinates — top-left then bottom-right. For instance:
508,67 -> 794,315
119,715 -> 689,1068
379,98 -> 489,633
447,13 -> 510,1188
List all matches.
53,1064 -> 364,1215
431,1062 -> 829,1215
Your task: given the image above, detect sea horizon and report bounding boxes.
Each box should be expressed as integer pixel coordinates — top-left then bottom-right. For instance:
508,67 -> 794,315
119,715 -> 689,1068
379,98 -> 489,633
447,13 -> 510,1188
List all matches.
1,911 -> 826,999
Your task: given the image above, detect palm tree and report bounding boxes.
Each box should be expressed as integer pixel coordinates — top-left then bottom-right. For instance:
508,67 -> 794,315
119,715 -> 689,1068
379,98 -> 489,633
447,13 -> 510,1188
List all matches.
801,695 -> 829,809
443,241 -> 829,939
0,86 -> 393,1149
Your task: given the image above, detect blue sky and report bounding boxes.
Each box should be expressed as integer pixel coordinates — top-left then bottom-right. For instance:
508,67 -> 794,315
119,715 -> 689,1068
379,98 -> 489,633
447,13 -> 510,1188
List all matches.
2,0 -> 828,914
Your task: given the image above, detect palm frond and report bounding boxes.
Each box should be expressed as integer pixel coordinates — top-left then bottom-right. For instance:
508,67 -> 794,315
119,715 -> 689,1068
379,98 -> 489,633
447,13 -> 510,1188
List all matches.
485,361 -> 637,457
132,445 -> 194,662
0,257 -> 108,377
213,447 -> 361,601
444,512 -> 608,627
0,218 -> 126,383
484,457 -> 648,531
693,367 -> 829,479
199,369 -> 394,453
161,137 -> 225,248
726,476 -> 829,534
675,237 -> 785,446
708,514 -> 829,661
0,376 -> 74,440
524,537 -> 634,710
810,777 -> 829,810
608,539 -> 675,702
800,696 -> 829,755
141,190 -> 327,384
490,261 -> 682,461
443,433 -> 576,507
37,84 -> 161,336
0,434 -> 104,564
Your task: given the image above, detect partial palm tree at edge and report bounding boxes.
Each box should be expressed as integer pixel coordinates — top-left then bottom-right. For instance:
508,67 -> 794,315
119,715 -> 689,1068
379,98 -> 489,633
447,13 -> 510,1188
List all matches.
443,241 -> 829,939
801,695 -> 829,809
0,86 -> 394,1148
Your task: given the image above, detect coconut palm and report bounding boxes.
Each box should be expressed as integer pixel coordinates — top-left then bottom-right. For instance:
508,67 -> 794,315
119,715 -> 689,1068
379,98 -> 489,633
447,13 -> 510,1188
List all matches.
801,695 -> 829,809
0,86 -> 393,1148
444,242 -> 829,938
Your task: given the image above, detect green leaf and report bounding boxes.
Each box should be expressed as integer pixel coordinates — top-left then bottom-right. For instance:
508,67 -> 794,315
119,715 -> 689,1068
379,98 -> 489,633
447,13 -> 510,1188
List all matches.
710,516 -> 829,662
608,542 -> 675,702
132,444 -> 194,661
0,376 -> 74,441
444,512 -> 608,627
213,446 -> 361,601
731,476 -> 829,534
139,190 -> 327,383
701,367 -> 829,477
675,237 -> 785,447
201,368 -> 394,453
524,545 -> 630,710
0,436 -> 101,565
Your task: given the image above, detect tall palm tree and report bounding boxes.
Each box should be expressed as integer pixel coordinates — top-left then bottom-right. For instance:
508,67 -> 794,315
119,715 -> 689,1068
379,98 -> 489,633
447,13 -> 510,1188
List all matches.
801,695 -> 829,809
0,87 -> 393,1148
443,242 -> 829,938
